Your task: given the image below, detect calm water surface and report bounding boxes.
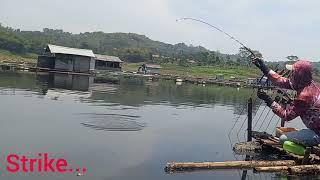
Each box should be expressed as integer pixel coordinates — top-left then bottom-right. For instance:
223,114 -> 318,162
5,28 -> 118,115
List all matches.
0,72 -> 307,180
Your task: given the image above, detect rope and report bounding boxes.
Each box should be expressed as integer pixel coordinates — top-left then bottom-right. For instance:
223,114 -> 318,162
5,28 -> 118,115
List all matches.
258,108 -> 272,131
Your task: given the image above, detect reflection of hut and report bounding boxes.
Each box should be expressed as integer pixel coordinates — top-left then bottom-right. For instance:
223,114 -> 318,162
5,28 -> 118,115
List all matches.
37,44 -> 95,73
53,74 -> 94,91
94,54 -> 123,71
138,64 -> 161,74
216,74 -> 224,81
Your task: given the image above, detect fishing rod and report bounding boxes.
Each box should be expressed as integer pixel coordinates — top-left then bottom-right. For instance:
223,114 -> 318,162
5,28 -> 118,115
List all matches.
177,17 -> 291,138
176,17 -> 256,58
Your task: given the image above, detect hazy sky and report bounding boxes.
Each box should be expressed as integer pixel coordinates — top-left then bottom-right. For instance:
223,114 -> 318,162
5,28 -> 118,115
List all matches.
0,0 -> 319,61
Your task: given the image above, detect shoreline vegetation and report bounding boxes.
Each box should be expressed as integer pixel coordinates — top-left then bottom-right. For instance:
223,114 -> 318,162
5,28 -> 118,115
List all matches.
1,23 -> 319,83
0,50 -> 36,63
123,62 -> 260,79
2,50 -> 320,85
0,23 -> 265,82
0,51 -> 261,81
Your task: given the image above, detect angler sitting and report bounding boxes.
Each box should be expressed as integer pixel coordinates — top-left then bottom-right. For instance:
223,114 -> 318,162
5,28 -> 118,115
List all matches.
253,58 -> 320,146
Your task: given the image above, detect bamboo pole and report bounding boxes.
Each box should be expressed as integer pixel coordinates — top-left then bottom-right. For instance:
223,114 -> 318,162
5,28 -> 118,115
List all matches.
290,165 -> 320,174
165,160 -> 296,172
255,165 -> 320,175
254,166 -> 289,172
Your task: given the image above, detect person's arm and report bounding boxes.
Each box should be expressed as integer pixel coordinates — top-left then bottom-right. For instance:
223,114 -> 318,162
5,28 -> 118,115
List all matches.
271,97 -> 309,121
267,70 -> 293,89
253,58 -> 293,89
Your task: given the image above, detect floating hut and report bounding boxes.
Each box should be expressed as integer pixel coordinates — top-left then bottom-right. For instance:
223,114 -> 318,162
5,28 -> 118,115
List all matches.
247,78 -> 257,85
0,63 -> 16,71
37,44 -> 96,73
216,74 -> 224,81
138,64 -> 161,75
94,54 -> 123,71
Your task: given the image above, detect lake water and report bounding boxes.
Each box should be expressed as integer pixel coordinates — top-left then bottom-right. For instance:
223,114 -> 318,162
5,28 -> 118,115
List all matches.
0,72 -> 308,179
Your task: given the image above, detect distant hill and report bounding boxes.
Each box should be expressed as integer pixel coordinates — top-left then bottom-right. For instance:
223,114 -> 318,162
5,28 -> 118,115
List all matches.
0,23 -> 250,65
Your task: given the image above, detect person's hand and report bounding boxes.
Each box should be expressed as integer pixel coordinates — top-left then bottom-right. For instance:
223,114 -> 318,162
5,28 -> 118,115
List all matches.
251,57 -> 263,68
251,57 -> 270,75
257,89 -> 273,106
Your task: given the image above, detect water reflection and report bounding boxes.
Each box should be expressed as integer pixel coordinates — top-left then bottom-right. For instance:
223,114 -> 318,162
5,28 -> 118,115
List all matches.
36,73 -> 93,92
0,71 -> 290,180
0,72 -> 262,116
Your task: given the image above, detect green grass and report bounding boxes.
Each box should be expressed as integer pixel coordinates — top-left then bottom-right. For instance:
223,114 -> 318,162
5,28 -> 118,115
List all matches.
123,62 -> 260,79
0,50 -> 37,64
161,64 -> 260,79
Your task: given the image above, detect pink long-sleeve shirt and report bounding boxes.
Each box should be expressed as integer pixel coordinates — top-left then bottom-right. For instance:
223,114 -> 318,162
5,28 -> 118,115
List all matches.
267,62 -> 320,135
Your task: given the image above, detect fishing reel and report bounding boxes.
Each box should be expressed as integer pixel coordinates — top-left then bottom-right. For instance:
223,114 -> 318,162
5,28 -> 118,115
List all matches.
275,89 -> 293,105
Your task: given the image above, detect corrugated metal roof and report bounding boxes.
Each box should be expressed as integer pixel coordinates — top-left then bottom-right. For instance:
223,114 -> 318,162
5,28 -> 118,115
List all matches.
145,64 -> 161,69
47,44 -> 95,57
95,54 -> 123,63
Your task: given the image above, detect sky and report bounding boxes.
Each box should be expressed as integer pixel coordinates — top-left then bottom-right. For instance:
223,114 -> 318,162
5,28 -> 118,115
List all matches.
0,0 -> 319,61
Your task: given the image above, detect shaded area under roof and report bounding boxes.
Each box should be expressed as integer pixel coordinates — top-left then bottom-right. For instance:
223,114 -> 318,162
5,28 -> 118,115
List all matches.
47,44 -> 95,57
95,54 -> 123,63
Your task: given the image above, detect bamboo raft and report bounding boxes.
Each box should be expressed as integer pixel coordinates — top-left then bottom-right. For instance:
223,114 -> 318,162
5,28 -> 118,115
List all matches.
165,130 -> 320,175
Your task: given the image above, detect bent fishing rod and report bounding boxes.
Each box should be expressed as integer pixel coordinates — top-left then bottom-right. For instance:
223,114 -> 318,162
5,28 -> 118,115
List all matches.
176,17 -> 269,89
176,17 -> 256,58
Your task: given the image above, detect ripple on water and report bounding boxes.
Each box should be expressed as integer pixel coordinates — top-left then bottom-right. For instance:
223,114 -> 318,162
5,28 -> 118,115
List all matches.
80,113 -> 146,131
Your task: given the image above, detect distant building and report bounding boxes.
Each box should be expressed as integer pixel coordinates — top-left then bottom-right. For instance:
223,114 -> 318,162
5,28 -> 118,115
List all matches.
257,76 -> 272,87
216,74 -> 224,81
247,77 -> 272,87
94,54 -> 123,71
247,78 -> 257,85
138,64 -> 161,74
37,44 -> 95,73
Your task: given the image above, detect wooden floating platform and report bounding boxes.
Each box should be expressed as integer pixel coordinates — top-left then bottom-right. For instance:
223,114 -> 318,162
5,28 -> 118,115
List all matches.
166,130 -> 320,175
253,131 -> 320,164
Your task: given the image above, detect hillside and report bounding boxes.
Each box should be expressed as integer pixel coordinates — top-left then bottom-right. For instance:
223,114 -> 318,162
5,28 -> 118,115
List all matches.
0,23 -> 249,66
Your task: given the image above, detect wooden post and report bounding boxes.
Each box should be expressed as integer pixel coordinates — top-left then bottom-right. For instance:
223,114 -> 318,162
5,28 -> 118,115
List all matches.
247,98 -> 253,142
302,147 -> 311,165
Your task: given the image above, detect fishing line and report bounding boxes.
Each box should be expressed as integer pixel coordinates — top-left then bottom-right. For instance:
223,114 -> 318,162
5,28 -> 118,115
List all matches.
265,113 -> 276,132
272,117 -> 282,134
229,100 -> 249,136
176,17 -> 290,141
177,18 -> 259,137
258,108 -> 272,131
253,103 -> 267,129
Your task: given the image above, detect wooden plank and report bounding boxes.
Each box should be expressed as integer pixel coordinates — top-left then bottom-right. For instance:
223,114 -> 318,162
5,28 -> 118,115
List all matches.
165,160 -> 296,172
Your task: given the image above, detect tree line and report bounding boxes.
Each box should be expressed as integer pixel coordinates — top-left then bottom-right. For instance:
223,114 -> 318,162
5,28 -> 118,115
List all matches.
0,23 -> 258,66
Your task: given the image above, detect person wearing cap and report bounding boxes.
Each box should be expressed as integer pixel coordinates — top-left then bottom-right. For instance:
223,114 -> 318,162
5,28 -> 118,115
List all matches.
253,58 -> 320,146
